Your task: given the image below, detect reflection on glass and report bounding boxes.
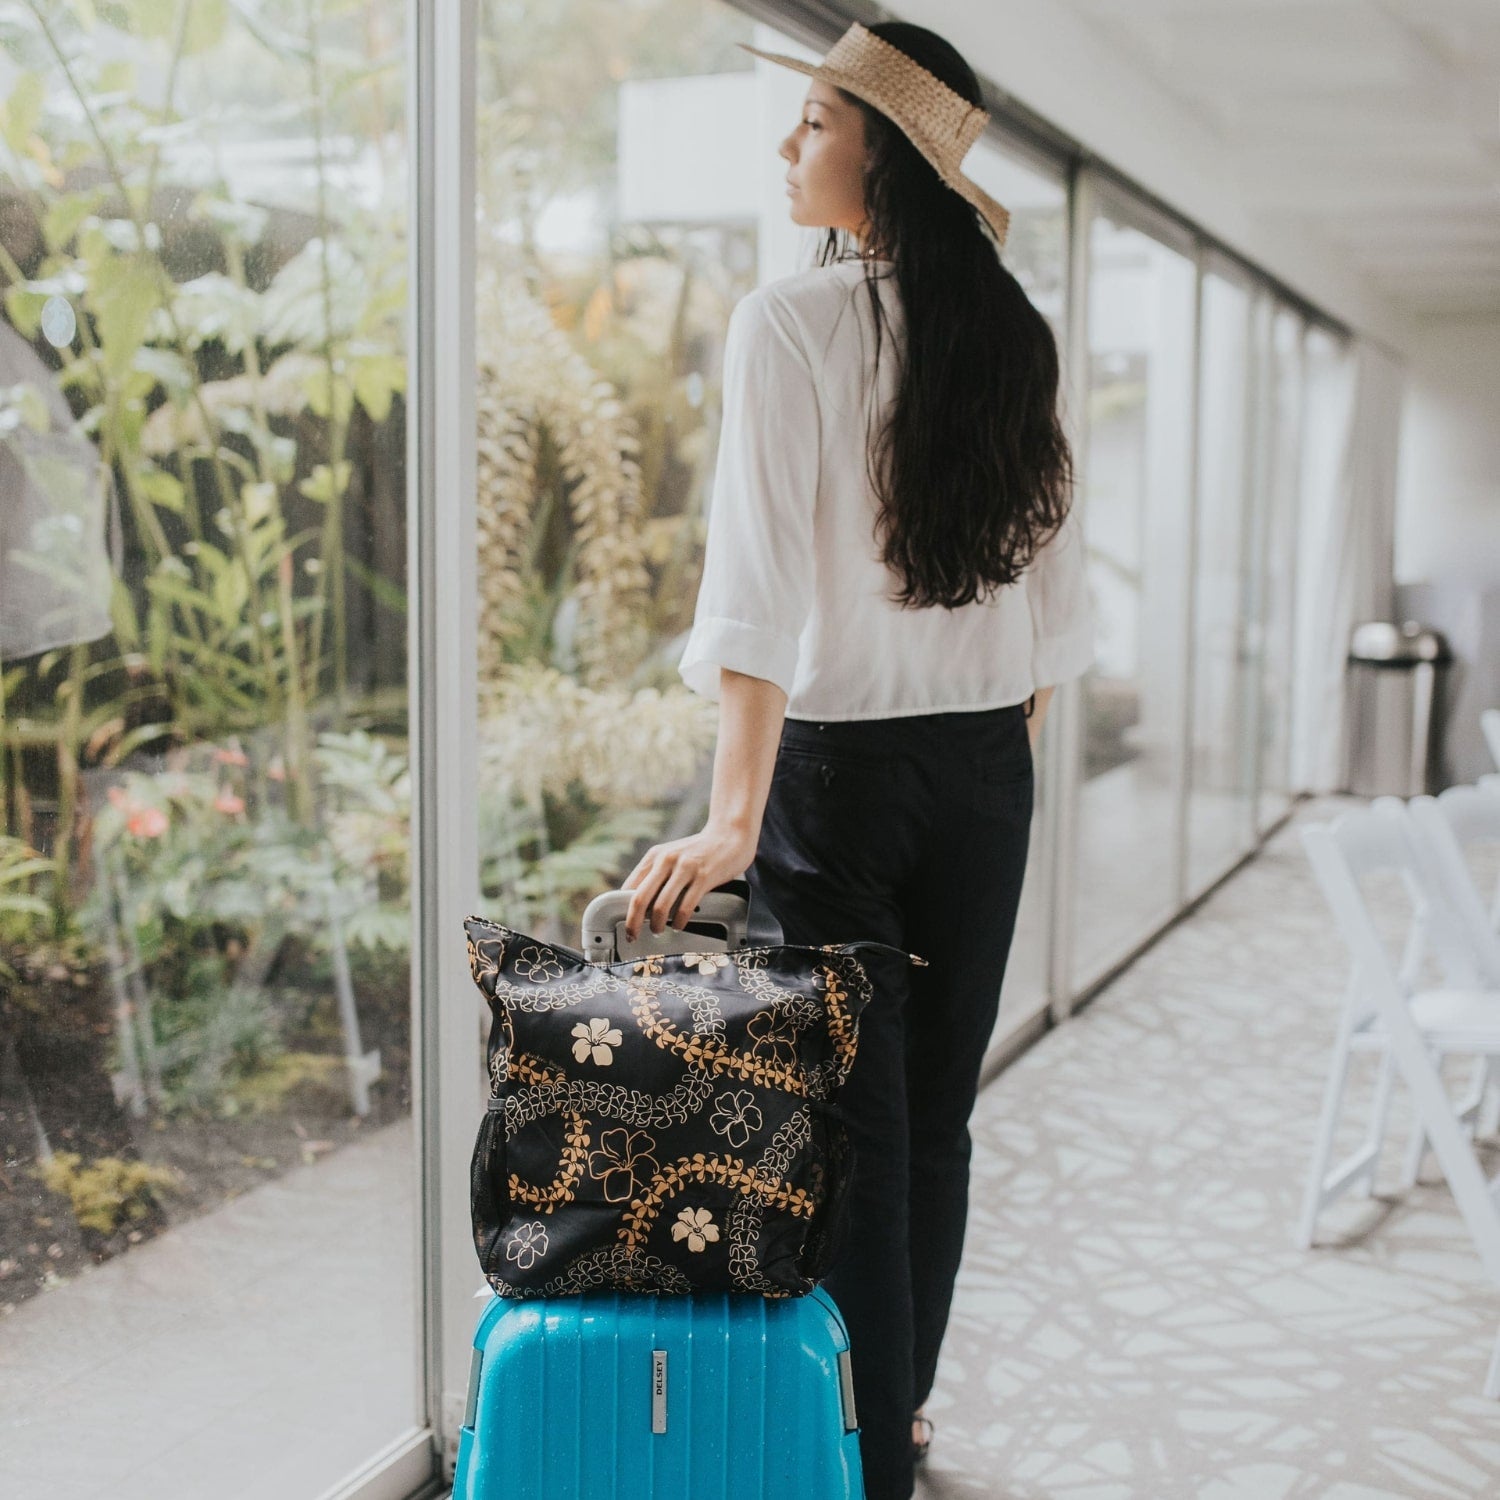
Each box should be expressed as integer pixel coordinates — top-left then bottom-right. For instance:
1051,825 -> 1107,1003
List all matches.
1068,211 -> 1194,987
1186,270 -> 1258,894
0,5 -> 414,1494
471,1 -> 770,949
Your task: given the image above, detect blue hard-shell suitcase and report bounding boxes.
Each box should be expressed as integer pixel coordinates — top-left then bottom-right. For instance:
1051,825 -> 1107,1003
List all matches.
453,1286 -> 864,1498
451,879 -> 866,1498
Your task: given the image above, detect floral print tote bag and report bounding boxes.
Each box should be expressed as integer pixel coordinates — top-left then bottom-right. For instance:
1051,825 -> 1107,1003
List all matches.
463,913 -> 922,1298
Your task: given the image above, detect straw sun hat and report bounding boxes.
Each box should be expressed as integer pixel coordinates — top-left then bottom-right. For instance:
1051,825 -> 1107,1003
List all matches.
737,21 -> 1010,251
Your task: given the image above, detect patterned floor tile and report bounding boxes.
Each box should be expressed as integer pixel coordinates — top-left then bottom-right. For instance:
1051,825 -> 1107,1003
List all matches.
917,796 -> 1500,1500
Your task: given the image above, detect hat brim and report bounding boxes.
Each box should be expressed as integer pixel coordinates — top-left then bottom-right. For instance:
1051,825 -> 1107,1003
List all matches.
735,41 -> 820,77
733,40 -> 1011,251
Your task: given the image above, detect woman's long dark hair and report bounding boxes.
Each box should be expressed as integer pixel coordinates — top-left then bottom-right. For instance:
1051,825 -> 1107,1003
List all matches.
820,21 -> 1074,610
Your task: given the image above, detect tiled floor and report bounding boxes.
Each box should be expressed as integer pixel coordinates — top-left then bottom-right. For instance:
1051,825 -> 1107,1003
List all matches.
916,794 -> 1500,1500
7,793 -> 1500,1500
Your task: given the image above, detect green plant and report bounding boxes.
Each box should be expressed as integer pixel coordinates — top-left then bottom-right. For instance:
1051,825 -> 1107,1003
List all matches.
0,0 -> 408,912
0,0 -> 774,1139
33,1150 -> 181,1236
223,1048 -> 345,1117
0,836 -> 53,976
78,728 -> 413,1113
311,728 -> 411,951
148,973 -> 284,1117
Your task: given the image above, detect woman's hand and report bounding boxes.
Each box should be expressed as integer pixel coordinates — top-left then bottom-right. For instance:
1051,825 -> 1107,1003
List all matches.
620,821 -> 761,943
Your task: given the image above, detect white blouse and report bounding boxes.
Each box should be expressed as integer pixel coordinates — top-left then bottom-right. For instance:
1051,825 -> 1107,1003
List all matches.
677,258 -> 1096,721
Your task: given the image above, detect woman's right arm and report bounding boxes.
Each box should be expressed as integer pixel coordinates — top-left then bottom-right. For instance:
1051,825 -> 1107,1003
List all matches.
1025,685 -> 1055,749
1024,504 -> 1095,736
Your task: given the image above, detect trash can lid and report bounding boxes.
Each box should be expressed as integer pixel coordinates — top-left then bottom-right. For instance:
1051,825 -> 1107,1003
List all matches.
1348,620 -> 1452,665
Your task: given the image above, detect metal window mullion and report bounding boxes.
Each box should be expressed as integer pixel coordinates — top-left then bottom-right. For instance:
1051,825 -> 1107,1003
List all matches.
408,0 -> 481,1483
1046,161 -> 1094,1026
1279,316 -> 1310,803
1176,243 -> 1206,912
1240,292 -> 1273,846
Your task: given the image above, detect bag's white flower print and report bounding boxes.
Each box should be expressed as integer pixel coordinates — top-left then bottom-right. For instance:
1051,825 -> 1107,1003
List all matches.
505,1222 -> 549,1270
514,946 -> 565,983
683,951 -> 732,975
710,1089 -> 764,1149
571,1018 -> 623,1066
587,1127 -> 659,1204
671,1207 -> 720,1253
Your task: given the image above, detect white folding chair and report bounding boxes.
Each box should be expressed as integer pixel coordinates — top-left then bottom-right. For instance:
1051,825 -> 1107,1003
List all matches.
1469,773 -> 1500,933
1482,709 -> 1500,775
1296,800 -> 1482,1244
1408,787 -> 1500,1141
1299,803 -> 1500,1397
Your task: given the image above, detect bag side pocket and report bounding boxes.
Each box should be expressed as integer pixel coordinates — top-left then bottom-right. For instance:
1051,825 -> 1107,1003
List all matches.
798,1099 -> 857,1285
469,1104 -> 509,1280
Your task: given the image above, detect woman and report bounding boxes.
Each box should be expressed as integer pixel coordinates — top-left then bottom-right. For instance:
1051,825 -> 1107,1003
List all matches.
621,20 -> 1095,1499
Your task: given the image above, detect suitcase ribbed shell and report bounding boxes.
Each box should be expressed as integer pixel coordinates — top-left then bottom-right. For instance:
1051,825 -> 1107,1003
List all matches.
453,1288 -> 864,1499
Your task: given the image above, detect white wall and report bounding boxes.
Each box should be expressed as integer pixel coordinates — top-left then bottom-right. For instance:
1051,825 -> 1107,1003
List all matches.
1393,315 -> 1500,785
1394,316 -> 1500,588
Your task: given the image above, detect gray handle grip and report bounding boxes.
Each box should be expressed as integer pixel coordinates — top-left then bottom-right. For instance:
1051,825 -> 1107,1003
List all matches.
580,887 -> 751,966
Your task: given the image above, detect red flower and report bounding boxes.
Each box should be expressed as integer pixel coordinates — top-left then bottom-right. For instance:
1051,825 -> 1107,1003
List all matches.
126,807 -> 168,839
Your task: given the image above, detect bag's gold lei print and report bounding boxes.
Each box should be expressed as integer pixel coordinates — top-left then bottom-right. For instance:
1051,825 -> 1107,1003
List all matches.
463,915 -> 882,1298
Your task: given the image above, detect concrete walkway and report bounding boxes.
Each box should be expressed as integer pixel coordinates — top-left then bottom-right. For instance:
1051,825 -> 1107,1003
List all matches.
0,1121 -> 417,1500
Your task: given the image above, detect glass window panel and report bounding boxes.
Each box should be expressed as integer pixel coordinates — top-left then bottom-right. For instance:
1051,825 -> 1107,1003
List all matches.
471,3 -> 775,950
1069,208 -> 1195,988
966,143 -> 1069,327
0,5 -> 416,1495
1256,305 -> 1306,827
1186,268 -> 1259,895
969,142 -> 1069,1059
1289,325 -> 1357,791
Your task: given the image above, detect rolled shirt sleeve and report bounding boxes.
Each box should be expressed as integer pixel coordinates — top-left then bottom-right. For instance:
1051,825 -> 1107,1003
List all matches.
677,289 -> 819,703
1026,503 -> 1097,689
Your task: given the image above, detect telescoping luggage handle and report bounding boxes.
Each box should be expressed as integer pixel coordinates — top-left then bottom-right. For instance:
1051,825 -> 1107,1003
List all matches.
581,876 -> 760,965
580,874 -> 927,969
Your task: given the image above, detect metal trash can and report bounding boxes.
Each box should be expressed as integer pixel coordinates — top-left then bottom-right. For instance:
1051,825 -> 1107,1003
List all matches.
1345,620 -> 1453,797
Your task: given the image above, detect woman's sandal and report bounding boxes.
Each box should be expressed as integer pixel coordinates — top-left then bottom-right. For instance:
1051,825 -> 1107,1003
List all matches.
912,1412 -> 936,1463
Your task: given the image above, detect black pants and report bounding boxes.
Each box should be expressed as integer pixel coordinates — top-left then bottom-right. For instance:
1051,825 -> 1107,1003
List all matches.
746,702 -> 1034,1500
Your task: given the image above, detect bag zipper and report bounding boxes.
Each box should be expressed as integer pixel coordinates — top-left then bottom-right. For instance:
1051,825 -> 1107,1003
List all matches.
836,939 -> 930,968
467,917 -> 927,969
610,937 -> 929,968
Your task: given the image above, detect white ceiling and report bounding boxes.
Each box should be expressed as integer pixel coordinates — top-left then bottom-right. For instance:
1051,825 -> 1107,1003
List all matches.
1056,0 -> 1500,319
